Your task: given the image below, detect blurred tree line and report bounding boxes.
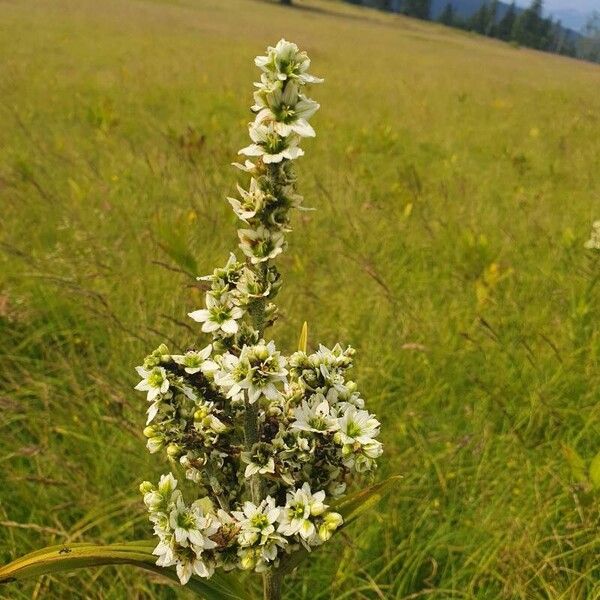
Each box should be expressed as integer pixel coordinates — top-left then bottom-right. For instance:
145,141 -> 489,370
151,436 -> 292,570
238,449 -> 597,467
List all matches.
316,0 -> 600,63
438,1 -> 600,62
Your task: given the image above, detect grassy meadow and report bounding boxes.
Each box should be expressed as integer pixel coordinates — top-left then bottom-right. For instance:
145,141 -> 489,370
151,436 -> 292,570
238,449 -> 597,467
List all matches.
1,0 -> 600,597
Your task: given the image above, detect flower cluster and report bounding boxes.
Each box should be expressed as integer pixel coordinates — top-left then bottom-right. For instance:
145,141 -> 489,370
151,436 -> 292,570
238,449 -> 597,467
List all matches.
135,40 -> 382,585
584,220 -> 600,250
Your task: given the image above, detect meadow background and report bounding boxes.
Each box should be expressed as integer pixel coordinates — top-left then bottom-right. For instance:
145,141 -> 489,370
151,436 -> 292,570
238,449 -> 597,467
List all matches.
1,0 -> 599,598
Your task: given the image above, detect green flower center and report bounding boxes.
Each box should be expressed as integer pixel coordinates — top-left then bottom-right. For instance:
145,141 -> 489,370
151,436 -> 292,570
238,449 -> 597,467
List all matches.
309,416 -> 327,430
177,511 -> 196,530
250,514 -> 269,529
212,307 -> 231,323
148,371 -> 164,388
264,133 -> 287,154
184,355 -> 201,368
274,104 -> 296,123
346,422 -> 362,438
255,240 -> 274,258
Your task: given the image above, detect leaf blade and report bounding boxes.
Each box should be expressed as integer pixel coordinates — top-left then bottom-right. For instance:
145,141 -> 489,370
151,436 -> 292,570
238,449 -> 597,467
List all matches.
0,541 -> 253,599
298,321 -> 308,353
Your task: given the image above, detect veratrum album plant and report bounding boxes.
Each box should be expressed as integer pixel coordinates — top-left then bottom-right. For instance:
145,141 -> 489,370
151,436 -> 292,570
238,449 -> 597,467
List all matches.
0,40 -> 397,600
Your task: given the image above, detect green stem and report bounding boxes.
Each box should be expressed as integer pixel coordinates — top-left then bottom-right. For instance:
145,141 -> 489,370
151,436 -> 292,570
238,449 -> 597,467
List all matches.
244,288 -> 268,504
263,569 -> 283,600
244,399 -> 263,503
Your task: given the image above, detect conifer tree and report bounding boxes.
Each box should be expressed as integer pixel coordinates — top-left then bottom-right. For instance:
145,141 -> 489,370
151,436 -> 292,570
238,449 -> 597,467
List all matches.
402,0 -> 431,20
439,2 -> 455,26
497,1 -> 517,40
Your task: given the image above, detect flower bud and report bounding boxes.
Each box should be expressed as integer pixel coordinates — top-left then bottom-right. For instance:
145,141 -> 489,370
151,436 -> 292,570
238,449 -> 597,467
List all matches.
147,436 -> 164,454
166,443 -> 182,459
139,481 -> 154,495
318,511 -> 343,541
239,550 -> 256,571
143,425 -> 157,438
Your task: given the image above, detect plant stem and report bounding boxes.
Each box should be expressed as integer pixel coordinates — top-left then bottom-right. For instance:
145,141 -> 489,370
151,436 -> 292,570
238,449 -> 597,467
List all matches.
245,290 -> 267,504
244,399 -> 263,503
263,569 -> 283,600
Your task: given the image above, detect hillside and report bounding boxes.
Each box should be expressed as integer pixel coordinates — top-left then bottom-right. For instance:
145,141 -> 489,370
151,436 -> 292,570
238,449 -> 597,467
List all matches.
1,0 -> 599,598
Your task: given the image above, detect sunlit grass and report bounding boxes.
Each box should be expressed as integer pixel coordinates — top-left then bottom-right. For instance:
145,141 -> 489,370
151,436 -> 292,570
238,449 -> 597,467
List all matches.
1,0 -> 599,598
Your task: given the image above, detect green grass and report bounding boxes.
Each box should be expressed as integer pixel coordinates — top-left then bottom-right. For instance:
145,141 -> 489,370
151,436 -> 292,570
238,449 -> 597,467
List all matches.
1,0 -> 599,598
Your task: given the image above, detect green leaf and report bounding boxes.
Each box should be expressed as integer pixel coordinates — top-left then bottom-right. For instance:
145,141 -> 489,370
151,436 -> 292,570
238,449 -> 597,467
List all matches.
279,475 -> 401,574
0,540 -> 254,599
298,321 -> 308,353
589,451 -> 600,490
562,443 -> 588,483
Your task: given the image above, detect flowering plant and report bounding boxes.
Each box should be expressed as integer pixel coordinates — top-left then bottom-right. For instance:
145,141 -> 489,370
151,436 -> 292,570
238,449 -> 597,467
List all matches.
0,40 -> 396,600
135,38 -> 383,596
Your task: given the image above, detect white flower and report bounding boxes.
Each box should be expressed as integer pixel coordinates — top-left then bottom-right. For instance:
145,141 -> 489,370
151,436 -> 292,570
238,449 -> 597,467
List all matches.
255,39 -> 323,85
214,352 -> 248,403
239,122 -> 304,164
254,82 -> 319,138
141,472 -> 178,513
153,534 -> 176,568
335,405 -> 380,446
244,456 -> 275,478
243,442 -> 276,478
234,498 -> 287,572
232,497 -> 280,547
242,341 -> 288,403
277,483 -> 327,540
291,396 -> 338,433
198,253 -> 243,287
169,496 -> 220,549
238,226 -> 286,264
236,267 -> 272,300
227,178 -> 265,222
175,548 -> 215,584
584,220 -> 600,250
146,400 -> 162,425
188,294 -> 244,335
171,344 -> 213,374
216,341 -> 287,404
135,366 -> 169,401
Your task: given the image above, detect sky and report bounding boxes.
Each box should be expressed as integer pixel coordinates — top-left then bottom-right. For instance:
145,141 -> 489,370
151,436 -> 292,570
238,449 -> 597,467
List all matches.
515,0 -> 599,31
542,0 -> 598,9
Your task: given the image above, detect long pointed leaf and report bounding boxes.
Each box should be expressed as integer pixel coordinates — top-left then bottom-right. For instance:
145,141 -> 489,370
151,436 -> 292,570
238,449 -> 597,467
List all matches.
0,540 -> 255,599
298,321 -> 308,352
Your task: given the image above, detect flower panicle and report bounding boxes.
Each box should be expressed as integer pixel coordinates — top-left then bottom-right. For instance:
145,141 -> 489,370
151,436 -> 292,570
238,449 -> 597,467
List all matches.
133,40 -> 383,585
